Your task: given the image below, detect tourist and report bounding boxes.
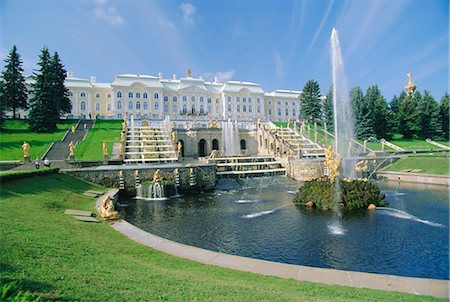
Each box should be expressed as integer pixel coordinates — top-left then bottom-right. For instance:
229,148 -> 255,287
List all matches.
35,158 -> 40,169
44,157 -> 51,168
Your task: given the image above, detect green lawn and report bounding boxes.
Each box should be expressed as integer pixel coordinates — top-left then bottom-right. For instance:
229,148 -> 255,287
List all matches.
0,120 -> 75,161
0,174 -> 442,301
75,120 -> 122,160
384,155 -> 450,175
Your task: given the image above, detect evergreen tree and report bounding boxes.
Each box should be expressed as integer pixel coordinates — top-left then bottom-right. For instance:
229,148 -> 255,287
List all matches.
439,93 -> 449,140
300,79 -> 322,123
365,85 -> 392,139
0,79 -> 6,129
0,45 -> 28,119
29,47 -> 54,132
50,51 -> 71,118
417,90 -> 441,139
323,86 -> 334,129
398,91 -> 421,138
350,86 -> 374,139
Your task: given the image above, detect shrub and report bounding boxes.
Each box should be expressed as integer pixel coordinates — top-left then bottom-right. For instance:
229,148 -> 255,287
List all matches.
0,167 -> 59,182
1,281 -> 42,302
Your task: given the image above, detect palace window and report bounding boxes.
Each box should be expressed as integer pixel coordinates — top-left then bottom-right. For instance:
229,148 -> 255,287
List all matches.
81,92 -> 86,97
237,97 -> 240,102
128,101 -> 133,110
216,98 -> 219,103
257,106 -> 260,113
237,105 -> 240,112
207,98 -> 211,103
164,104 -> 169,113
173,96 -> 177,102
172,104 -> 177,112
278,108 -> 281,116
143,92 -> 148,99
269,108 -> 272,115
243,105 -> 247,112
243,97 -> 246,103
285,101 -> 288,106
183,95 -> 187,102
117,91 -> 122,98
277,101 -> 281,105
136,92 -> 140,98
200,96 -> 204,102
285,108 -> 289,116
154,93 -> 159,99
228,104 -> 232,112
191,104 -> 196,114
154,102 -> 159,111
107,103 -> 111,111
182,104 -> 187,113
293,109 -> 296,116
292,101 -> 295,106
117,100 -> 122,109
228,96 -> 231,102
268,101 -> 271,105
96,93 -> 100,98
200,105 -> 204,114
257,98 -> 260,103
164,96 -> 168,102
191,96 -> 195,102
208,105 -> 211,113
95,102 -> 100,111
136,101 -> 141,110
69,91 -> 73,96
143,102 -> 148,110
128,92 -> 133,98
80,101 -> 86,111
248,97 -> 252,103
249,105 -> 252,112
107,93 -> 111,98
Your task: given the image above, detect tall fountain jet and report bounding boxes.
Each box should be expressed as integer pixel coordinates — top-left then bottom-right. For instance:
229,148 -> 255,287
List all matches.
330,28 -> 357,178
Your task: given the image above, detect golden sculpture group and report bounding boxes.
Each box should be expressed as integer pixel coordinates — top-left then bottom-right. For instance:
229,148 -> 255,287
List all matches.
97,195 -> 119,220
324,146 -> 342,183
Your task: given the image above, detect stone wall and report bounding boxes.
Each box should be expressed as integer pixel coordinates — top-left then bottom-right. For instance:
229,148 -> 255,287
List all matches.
286,159 -> 324,181
67,164 -> 216,195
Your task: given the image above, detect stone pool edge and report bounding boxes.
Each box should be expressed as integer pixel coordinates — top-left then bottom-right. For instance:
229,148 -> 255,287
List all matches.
110,219 -> 449,299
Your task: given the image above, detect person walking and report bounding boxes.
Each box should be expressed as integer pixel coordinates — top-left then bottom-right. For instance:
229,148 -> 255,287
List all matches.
35,158 -> 40,169
44,157 -> 51,168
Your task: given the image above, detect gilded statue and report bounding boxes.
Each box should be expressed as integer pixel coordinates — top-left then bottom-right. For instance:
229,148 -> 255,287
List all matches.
325,146 -> 342,183
121,131 -> 126,141
186,68 -> 191,77
208,120 -> 218,128
287,119 -> 290,128
97,195 -> 119,220
404,72 -> 417,95
102,140 -> 108,156
135,169 -> 139,176
119,141 -> 125,156
22,141 -> 30,158
68,141 -> 75,156
256,118 -> 260,128
71,126 -> 75,134
172,131 -> 176,142
118,170 -> 123,177
209,149 -> 218,159
152,169 -> 163,183
355,160 -> 369,173
177,141 -> 183,156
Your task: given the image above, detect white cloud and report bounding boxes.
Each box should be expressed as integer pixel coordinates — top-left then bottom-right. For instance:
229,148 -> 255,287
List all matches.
93,0 -> 123,26
202,70 -> 236,82
179,3 -> 196,26
275,52 -> 284,80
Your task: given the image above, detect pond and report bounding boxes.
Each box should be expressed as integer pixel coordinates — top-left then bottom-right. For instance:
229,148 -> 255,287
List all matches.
122,177 -> 449,280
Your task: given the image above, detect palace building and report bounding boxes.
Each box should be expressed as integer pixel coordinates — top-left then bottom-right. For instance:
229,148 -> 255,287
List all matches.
21,70 -> 305,121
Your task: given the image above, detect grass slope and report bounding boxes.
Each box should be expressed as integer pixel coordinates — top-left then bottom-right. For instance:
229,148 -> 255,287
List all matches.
75,120 -> 122,160
0,174 -> 442,301
0,120 -> 75,161
385,155 -> 450,175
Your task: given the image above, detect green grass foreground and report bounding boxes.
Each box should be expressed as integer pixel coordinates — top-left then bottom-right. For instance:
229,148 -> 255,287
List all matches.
385,154 -> 450,175
75,120 -> 122,160
0,120 -> 75,161
0,174 -> 443,301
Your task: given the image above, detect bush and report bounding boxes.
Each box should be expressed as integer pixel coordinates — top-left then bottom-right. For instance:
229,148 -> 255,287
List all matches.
0,167 -> 59,182
1,281 -> 42,302
293,177 -> 387,211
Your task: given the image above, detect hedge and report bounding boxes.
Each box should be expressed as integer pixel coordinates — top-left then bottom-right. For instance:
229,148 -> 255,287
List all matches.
0,167 -> 60,182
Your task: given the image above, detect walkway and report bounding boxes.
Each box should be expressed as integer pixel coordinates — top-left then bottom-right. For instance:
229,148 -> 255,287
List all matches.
110,219 -> 449,299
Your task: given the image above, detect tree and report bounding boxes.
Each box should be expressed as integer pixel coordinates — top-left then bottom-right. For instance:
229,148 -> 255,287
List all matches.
29,47 -> 54,132
300,79 -> 322,123
365,85 -> 392,139
398,91 -> 421,139
439,93 -> 449,140
0,45 -> 28,119
0,80 -> 6,129
50,51 -> 71,119
323,86 -> 334,130
350,86 -> 374,139
417,90 -> 441,139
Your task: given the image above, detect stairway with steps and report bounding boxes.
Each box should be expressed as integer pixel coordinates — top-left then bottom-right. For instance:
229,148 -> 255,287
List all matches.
209,156 -> 287,178
268,124 -> 326,158
45,119 -> 94,160
124,124 -> 178,164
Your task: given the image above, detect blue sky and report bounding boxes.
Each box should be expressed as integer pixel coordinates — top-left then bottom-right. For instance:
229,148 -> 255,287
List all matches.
1,0 -> 448,101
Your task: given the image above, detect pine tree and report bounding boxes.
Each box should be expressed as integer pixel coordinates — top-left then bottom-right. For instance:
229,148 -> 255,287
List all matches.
300,79 -> 322,123
398,91 -> 421,139
439,93 -> 449,140
417,90 -> 441,139
350,86 -> 374,139
29,47 -> 54,132
0,45 -> 28,119
365,85 -> 392,139
50,51 -> 71,119
0,79 -> 6,129
324,86 -> 334,129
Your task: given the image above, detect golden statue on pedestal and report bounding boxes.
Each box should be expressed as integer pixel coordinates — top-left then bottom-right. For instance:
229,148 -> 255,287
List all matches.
97,195 -> 119,220
119,141 -> 125,156
22,141 -> 30,158
208,120 -> 218,128
172,131 -> 176,142
152,169 -> 163,183
325,146 -> 342,183
209,149 -> 218,159
68,141 -> 75,156
355,160 -> 368,173
404,72 -> 417,95
177,141 -> 183,157
102,140 -> 108,156
186,68 -> 192,77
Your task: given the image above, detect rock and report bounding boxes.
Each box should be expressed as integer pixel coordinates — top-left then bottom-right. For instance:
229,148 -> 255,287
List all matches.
368,204 -> 376,210
306,201 -> 314,208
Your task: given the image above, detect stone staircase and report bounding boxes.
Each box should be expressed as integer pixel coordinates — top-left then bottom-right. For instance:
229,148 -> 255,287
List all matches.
209,156 -> 287,178
124,125 -> 178,164
45,119 -> 94,160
